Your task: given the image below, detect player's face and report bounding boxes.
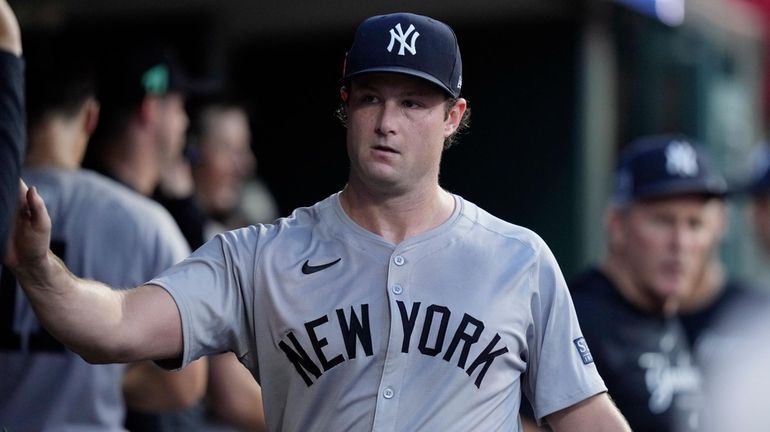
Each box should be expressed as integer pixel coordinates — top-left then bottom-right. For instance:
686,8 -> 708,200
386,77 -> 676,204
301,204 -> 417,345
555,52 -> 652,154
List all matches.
194,108 -> 255,215
155,92 -> 189,161
344,73 -> 465,194
615,196 -> 724,305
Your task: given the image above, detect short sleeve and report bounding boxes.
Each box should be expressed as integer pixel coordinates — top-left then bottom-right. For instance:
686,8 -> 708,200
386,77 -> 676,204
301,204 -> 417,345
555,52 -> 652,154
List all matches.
522,243 -> 607,422
149,226 -> 259,370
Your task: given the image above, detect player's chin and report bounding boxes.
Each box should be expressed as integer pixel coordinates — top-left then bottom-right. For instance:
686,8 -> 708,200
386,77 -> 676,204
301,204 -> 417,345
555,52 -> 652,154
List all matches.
653,277 -> 691,300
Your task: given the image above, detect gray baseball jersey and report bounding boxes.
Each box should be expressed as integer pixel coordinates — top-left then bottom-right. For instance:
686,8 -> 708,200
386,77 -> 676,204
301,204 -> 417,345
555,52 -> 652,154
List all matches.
0,168 -> 190,431
152,192 -> 606,431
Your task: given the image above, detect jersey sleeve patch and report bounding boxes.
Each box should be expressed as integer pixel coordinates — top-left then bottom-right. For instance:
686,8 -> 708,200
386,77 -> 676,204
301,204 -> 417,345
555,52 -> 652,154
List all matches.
573,337 -> 594,365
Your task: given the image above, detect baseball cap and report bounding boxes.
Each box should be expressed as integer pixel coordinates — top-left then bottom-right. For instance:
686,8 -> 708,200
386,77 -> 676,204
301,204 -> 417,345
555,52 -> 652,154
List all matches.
341,12 -> 463,98
611,134 -> 727,205
97,45 -> 215,108
740,145 -> 770,197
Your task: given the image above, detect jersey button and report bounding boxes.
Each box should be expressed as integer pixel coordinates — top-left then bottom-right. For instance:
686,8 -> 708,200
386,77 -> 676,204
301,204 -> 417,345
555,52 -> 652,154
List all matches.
383,387 -> 395,399
392,284 -> 403,295
393,255 -> 405,266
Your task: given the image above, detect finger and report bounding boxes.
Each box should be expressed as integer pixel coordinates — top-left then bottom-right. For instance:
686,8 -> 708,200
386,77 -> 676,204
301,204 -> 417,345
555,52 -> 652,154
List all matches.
26,186 -> 49,225
17,177 -> 28,204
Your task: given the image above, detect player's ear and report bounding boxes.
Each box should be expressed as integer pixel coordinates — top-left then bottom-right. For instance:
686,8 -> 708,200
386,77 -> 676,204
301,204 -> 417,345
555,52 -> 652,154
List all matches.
340,86 -> 349,103
82,97 -> 100,136
443,98 -> 466,138
137,96 -> 159,125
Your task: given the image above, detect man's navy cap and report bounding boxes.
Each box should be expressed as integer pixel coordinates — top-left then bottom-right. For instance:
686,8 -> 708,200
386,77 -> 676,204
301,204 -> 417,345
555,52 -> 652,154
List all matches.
612,134 -> 727,204
342,13 -> 463,98
740,145 -> 770,197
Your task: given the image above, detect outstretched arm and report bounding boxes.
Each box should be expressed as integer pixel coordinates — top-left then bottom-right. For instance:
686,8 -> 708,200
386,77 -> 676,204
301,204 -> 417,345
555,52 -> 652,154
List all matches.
546,393 -> 630,432
5,181 -> 184,363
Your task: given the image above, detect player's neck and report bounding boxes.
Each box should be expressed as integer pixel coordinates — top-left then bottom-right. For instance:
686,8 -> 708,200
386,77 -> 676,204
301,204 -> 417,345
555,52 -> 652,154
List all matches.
340,182 -> 455,245
25,120 -> 86,170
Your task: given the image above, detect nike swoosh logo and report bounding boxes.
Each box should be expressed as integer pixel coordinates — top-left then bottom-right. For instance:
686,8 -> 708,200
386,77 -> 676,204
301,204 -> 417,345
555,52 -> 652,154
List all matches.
301,258 -> 341,275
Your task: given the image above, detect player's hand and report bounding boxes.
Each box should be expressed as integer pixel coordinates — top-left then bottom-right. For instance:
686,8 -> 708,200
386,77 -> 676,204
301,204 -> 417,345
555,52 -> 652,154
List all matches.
0,0 -> 22,56
4,179 -> 52,274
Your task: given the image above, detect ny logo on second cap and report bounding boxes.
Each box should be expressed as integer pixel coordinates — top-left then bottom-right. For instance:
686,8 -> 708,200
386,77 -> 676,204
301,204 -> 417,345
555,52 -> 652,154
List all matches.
387,23 -> 420,56
665,141 -> 698,177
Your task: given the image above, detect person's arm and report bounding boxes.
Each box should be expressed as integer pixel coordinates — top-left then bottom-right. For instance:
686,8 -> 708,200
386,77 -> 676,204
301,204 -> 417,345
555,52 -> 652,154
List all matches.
0,0 -> 20,56
521,416 -> 550,432
5,181 -> 184,363
0,0 -> 24,262
545,393 -> 630,432
206,352 -> 268,431
123,358 -> 208,411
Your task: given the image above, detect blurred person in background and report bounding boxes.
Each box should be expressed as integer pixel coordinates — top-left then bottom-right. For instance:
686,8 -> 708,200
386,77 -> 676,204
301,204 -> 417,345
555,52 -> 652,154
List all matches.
0,0 -> 24,262
188,96 -> 279,238
171,95 -> 271,431
568,135 -> 728,432
688,143 -> 770,432
0,34 -> 205,430
82,43 -> 209,431
742,144 -> 770,256
695,281 -> 770,432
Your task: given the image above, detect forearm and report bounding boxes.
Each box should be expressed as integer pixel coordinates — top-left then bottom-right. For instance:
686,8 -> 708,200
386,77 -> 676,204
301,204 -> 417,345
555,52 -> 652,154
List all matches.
546,393 -> 631,432
16,250 -> 133,363
207,352 -> 267,431
123,359 -> 208,411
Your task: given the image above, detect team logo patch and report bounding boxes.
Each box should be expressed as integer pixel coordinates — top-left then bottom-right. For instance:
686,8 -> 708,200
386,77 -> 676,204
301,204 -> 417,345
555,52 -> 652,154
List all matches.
665,140 -> 699,177
573,337 -> 594,365
387,23 -> 420,56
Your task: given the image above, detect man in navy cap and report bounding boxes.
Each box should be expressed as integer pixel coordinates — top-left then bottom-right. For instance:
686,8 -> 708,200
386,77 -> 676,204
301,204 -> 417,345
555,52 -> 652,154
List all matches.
6,13 -> 629,431
742,145 -> 770,256
569,134 -> 729,432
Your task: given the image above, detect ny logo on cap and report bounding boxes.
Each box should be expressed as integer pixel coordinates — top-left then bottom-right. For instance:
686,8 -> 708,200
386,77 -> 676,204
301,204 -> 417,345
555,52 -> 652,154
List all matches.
387,23 -> 420,56
665,141 -> 698,177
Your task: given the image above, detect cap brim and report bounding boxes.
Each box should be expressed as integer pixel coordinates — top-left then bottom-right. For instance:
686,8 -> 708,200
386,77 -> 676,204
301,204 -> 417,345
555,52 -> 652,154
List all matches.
342,66 -> 457,98
634,180 -> 727,201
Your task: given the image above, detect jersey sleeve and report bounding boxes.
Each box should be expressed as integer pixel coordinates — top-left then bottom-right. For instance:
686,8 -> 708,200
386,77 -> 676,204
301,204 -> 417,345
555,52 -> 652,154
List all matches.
522,242 -> 607,423
0,51 -> 25,262
149,226 -> 260,370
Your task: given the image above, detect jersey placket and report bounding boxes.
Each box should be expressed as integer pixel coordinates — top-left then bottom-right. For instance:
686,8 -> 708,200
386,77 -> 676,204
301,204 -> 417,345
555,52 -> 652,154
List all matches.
370,249 -> 411,431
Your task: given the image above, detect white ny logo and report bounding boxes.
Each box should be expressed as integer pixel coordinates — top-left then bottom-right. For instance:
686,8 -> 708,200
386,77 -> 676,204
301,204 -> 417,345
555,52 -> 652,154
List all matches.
665,141 -> 699,177
387,23 -> 420,56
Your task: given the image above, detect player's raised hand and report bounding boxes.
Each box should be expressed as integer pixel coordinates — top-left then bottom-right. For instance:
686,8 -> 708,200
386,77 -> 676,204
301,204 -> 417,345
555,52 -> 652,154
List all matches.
4,179 -> 52,275
0,0 -> 22,56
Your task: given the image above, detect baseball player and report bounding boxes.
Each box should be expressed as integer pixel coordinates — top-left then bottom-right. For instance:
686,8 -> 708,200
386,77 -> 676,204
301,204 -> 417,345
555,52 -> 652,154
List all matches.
0,0 -> 23,262
0,39 -> 205,430
6,13 -> 630,431
568,135 -> 726,432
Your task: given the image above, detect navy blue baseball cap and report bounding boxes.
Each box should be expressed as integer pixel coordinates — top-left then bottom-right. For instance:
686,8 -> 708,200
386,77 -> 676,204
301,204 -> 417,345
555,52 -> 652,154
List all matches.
342,13 -> 463,98
612,135 -> 727,205
741,145 -> 770,197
